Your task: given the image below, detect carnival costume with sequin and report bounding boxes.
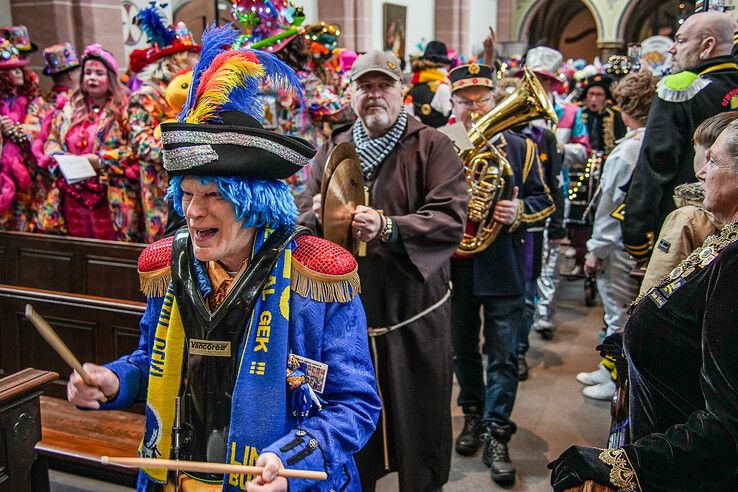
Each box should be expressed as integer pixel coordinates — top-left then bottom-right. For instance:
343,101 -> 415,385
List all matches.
43,44 -> 140,241
0,38 -> 50,231
97,25 -> 379,492
128,5 -> 199,242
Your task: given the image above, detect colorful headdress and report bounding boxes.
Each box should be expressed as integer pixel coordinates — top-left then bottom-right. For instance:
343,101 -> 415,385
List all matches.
42,43 -> 80,76
232,0 -> 306,52
82,43 -> 119,76
0,25 -> 36,53
131,3 -> 199,71
0,38 -> 28,69
160,24 -> 315,178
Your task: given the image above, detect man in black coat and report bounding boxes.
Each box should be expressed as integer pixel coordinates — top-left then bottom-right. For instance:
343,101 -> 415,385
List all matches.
623,11 -> 738,259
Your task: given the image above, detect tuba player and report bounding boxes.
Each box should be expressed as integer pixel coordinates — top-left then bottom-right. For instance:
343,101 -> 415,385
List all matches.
448,62 -> 554,487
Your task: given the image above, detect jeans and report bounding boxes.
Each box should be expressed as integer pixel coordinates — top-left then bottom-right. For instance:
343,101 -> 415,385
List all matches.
517,278 -> 538,357
451,260 -> 523,429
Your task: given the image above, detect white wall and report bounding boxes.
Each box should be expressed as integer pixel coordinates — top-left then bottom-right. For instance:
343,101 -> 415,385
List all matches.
302,0 -> 319,24
467,0 -> 497,59
371,0 -> 435,62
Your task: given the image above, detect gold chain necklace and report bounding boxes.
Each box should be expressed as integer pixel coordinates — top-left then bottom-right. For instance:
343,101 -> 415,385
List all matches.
632,222 -> 738,308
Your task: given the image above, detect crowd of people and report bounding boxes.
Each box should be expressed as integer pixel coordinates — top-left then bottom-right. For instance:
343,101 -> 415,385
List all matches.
21,0 -> 737,491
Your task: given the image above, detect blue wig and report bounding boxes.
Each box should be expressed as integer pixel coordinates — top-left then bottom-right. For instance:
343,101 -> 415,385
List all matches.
167,175 -> 298,230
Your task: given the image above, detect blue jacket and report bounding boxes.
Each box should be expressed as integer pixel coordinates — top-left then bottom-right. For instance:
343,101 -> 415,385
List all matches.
471,131 -> 554,297
102,248 -> 380,491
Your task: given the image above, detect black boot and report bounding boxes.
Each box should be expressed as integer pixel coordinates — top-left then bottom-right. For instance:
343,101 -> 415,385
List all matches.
482,426 -> 516,486
454,412 -> 483,456
517,355 -> 529,381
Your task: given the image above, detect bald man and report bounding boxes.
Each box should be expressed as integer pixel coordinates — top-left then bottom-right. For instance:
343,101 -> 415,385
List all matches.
623,11 -> 738,261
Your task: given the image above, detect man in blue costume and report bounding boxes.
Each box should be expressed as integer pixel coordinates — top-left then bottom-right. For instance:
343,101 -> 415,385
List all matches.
66,25 -> 380,492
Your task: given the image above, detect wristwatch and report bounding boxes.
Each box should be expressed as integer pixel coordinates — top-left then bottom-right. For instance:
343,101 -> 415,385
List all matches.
379,217 -> 394,243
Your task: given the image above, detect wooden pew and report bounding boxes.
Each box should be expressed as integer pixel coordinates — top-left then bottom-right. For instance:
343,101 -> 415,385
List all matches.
0,368 -> 58,492
0,231 -> 145,302
37,396 -> 143,487
0,285 -> 145,398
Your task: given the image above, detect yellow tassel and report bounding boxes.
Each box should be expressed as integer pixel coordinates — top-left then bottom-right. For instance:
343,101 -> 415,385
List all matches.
138,266 -> 171,298
290,261 -> 361,303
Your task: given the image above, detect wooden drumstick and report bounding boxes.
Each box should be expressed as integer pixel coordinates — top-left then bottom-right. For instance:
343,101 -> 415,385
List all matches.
25,304 -> 93,386
101,456 -> 328,481
358,186 -> 370,257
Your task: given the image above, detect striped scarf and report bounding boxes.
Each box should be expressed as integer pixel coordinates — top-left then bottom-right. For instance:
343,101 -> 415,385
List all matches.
352,107 -> 408,180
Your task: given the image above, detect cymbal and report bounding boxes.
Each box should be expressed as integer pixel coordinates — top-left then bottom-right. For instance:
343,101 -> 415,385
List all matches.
320,142 -> 360,203
322,157 -> 365,254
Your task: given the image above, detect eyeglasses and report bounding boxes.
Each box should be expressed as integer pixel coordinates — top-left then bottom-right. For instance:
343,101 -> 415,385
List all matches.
453,96 -> 494,109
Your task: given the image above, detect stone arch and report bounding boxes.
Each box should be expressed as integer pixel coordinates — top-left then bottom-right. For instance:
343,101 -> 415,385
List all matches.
517,0 -> 602,45
617,0 -> 695,44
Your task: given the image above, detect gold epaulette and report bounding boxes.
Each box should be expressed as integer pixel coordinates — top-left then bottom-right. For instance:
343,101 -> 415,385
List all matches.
291,235 -> 360,303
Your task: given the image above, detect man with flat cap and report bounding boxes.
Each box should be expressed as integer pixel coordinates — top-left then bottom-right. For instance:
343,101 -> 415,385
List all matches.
297,50 -> 468,492
445,62 -> 553,487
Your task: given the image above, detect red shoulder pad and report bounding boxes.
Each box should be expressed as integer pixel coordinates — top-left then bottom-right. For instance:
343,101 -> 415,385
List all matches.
138,236 -> 174,273
293,235 -> 357,276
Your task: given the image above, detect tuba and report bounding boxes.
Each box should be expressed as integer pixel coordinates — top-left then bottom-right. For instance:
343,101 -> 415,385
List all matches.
457,67 -> 558,254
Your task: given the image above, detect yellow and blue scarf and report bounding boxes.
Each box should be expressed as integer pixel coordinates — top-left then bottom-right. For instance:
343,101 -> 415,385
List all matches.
140,228 -> 293,489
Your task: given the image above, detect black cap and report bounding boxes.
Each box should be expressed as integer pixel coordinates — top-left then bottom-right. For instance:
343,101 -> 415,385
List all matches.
422,40 -> 451,64
449,63 -> 495,92
579,73 -> 613,100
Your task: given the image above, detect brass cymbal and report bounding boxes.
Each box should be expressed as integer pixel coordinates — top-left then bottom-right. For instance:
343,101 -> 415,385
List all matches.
322,157 -> 365,254
320,142 -> 360,203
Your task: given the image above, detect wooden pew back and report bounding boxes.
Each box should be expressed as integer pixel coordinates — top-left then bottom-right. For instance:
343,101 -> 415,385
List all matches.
0,231 -> 145,302
0,285 -> 145,399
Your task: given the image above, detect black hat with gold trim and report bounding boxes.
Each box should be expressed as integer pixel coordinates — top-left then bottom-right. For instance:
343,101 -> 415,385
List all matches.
578,73 -> 613,101
160,24 -> 315,179
449,62 -> 495,93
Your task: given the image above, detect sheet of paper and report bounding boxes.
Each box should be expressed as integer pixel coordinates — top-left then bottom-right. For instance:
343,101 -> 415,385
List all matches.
437,122 -> 474,151
54,154 -> 97,184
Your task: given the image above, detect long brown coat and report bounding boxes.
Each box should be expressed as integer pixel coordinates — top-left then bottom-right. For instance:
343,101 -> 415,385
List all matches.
296,116 -> 468,491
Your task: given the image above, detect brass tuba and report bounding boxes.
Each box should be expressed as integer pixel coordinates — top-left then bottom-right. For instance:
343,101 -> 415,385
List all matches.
457,67 -> 558,254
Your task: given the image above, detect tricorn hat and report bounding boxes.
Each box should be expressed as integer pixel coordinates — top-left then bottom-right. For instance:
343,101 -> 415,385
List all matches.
161,24 -> 315,179
0,25 -> 37,53
579,73 -> 613,101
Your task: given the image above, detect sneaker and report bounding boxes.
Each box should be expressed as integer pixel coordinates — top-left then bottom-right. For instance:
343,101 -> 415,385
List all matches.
582,379 -> 616,401
482,432 -> 516,486
576,365 -> 611,386
517,356 -> 529,381
455,413 -> 483,456
535,319 -> 555,340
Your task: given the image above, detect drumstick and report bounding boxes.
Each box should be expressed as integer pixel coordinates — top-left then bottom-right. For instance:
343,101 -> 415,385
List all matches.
358,187 -> 369,257
101,456 -> 328,481
25,304 -> 93,386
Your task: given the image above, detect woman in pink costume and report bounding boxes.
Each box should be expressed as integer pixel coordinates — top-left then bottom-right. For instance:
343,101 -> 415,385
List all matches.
45,44 -> 141,241
0,38 -> 48,231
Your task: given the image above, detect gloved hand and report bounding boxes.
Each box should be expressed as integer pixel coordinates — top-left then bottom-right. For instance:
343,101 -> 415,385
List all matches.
548,445 -> 612,491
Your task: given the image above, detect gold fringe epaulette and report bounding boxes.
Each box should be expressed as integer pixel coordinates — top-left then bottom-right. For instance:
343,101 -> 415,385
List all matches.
137,236 -> 174,298
290,235 -> 361,303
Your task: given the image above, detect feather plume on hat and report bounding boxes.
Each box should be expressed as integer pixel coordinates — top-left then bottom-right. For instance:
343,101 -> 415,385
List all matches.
179,23 -> 304,125
136,5 -> 175,48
